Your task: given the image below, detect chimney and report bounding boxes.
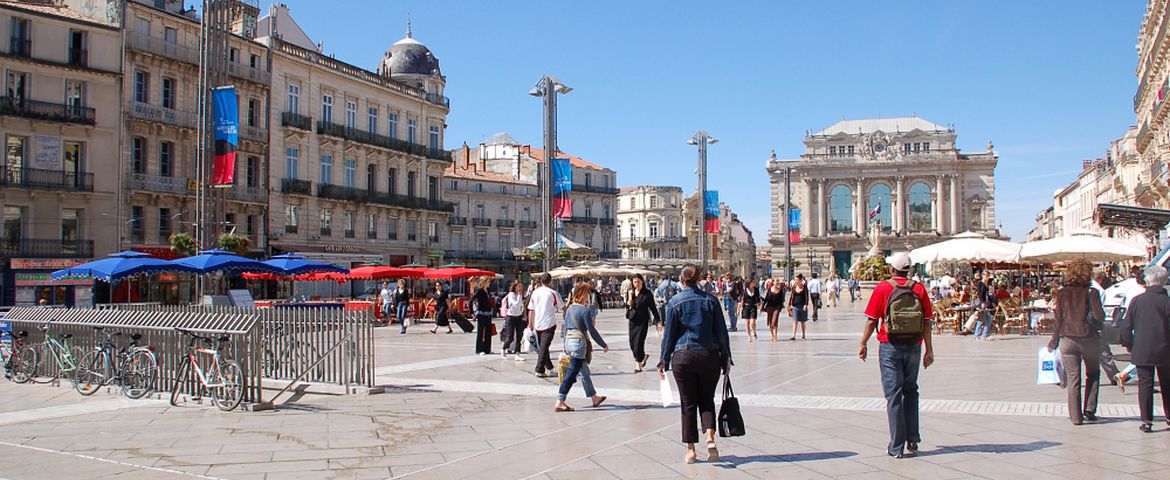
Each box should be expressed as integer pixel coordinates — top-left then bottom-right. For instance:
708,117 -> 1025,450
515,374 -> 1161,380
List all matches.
462,143 -> 471,170
1082,159 -> 1092,170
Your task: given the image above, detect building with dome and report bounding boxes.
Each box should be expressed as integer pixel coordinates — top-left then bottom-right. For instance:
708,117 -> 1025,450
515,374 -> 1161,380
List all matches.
257,5 -> 453,267
766,117 -> 999,277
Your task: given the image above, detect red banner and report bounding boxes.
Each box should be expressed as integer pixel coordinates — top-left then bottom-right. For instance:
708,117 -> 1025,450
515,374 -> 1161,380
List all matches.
553,197 -> 573,218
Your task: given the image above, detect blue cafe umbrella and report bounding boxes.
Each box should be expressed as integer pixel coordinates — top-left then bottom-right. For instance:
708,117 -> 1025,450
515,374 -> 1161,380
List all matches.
51,250 -> 195,282
169,249 -> 283,275
261,253 -> 348,276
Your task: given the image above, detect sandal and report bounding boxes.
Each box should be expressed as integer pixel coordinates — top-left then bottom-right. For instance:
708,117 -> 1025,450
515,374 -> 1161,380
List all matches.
684,451 -> 697,464
554,405 -> 574,412
707,442 -> 719,462
592,396 -> 607,408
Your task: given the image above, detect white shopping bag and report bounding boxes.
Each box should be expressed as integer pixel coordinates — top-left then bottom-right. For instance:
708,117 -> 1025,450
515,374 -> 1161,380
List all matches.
1037,346 -> 1063,385
521,328 -> 537,353
660,377 -> 675,407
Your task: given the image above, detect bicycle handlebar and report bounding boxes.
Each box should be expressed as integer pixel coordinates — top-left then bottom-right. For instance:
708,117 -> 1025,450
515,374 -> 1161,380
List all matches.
174,327 -> 229,345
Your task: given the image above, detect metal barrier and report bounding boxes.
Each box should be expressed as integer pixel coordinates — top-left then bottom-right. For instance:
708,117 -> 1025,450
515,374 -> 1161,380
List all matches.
254,307 -> 376,391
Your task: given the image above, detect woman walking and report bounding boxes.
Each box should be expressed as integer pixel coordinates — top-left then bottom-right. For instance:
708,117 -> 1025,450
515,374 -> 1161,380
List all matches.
626,274 -> 660,373
741,278 -> 761,342
555,281 -> 610,412
429,282 -> 453,334
393,279 -> 411,335
471,278 -> 494,355
501,280 -> 527,360
789,275 -> 810,341
1047,260 -> 1105,425
658,264 -> 732,464
762,279 -> 786,342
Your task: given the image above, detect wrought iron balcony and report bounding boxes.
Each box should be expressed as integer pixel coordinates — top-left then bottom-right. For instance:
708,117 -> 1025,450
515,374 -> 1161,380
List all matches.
565,216 -> 616,226
225,185 -> 267,204
471,218 -> 492,227
344,229 -> 355,238
126,32 -> 198,64
0,238 -> 94,258
8,36 -> 30,58
320,227 -> 332,236
280,178 -> 312,195
425,93 -> 450,108
3,166 -> 94,192
367,231 -> 377,239
448,216 -> 467,226
316,183 -> 457,213
68,47 -> 87,67
240,125 -> 268,143
1,97 -> 95,125
285,225 -> 298,234
573,184 -> 620,195
128,101 -> 195,129
496,219 -> 516,228
518,220 -> 538,229
620,236 -> 688,245
227,62 -> 271,85
316,120 -> 452,161
446,250 -> 516,260
125,173 -> 189,195
281,111 -> 312,130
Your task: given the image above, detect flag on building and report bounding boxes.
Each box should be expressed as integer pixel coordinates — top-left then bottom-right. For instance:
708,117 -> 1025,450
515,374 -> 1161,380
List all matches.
211,87 -> 238,186
552,158 -> 572,218
788,208 -> 801,244
868,203 -> 881,220
704,190 -> 719,234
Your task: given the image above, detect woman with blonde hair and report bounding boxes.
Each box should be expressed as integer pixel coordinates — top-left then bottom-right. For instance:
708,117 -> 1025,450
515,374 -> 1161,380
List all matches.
500,280 -> 527,360
555,281 -> 609,412
1048,260 -> 1105,425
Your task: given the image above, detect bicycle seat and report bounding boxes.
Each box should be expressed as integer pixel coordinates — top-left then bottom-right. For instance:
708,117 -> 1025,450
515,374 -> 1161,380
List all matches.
16,330 -> 27,337
129,333 -> 142,341
62,334 -> 73,339
218,335 -> 231,342
93,326 -> 104,332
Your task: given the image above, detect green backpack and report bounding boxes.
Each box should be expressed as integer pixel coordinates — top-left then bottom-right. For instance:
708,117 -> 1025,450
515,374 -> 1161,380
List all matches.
884,279 -> 925,341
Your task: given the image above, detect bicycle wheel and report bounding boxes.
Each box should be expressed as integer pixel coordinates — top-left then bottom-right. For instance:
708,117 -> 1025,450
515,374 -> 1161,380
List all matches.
29,344 -> 58,384
11,346 -> 36,384
169,357 -> 191,407
211,360 -> 244,412
74,350 -> 106,396
121,350 -> 158,400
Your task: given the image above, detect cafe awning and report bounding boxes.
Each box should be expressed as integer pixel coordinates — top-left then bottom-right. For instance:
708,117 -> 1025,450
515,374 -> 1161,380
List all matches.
269,243 -> 384,264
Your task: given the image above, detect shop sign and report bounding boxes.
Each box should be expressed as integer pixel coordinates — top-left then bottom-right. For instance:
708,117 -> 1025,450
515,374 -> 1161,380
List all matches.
323,245 -> 361,253
428,249 -> 446,256
15,273 -> 90,287
10,258 -> 86,270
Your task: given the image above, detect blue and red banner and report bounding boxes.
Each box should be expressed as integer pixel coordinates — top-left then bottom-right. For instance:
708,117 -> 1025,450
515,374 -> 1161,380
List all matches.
552,158 -> 572,218
788,208 -> 801,244
211,87 -> 238,186
704,190 -> 719,234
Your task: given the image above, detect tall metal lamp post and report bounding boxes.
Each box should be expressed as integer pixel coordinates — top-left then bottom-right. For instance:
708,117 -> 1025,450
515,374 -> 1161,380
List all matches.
688,131 -> 717,270
530,76 -> 572,273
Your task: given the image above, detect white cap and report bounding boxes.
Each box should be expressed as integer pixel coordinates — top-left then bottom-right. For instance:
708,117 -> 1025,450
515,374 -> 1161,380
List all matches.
886,252 -> 912,271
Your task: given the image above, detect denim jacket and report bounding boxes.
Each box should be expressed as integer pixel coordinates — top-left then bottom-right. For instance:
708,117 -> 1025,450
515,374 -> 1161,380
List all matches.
659,286 -> 731,371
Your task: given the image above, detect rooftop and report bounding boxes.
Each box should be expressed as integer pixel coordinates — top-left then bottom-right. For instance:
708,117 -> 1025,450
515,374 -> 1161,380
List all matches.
0,0 -> 119,27
443,164 -> 531,186
811,117 -> 951,136
521,146 -> 609,172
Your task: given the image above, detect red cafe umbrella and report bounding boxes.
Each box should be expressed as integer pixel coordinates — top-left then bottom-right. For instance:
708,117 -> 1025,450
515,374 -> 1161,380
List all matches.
348,265 -> 425,280
296,271 -> 350,283
242,272 -> 283,281
422,267 -> 498,280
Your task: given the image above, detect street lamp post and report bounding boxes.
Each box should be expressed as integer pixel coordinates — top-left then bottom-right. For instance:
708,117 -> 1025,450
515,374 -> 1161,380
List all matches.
688,131 -> 717,270
530,76 -> 571,273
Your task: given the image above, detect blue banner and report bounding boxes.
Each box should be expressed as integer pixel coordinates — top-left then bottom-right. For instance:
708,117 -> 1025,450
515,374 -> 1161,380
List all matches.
788,208 -> 801,230
552,158 -> 572,217
211,87 -> 238,186
704,190 -> 719,234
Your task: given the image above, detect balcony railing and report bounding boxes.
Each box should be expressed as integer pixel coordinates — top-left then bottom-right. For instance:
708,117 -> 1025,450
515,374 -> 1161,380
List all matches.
425,93 -> 450,109
471,218 -> 492,227
0,238 -> 94,258
126,32 -> 198,64
125,173 -> 189,195
316,120 -> 452,161
68,47 -> 87,67
428,235 -> 440,244
8,36 -> 30,58
573,184 -> 620,195
388,232 -> 398,241
367,231 -> 377,239
128,101 -> 195,129
3,166 -> 94,192
285,225 -> 298,234
1,97 -> 95,125
344,229 -> 355,238
496,219 -> 516,228
225,185 -> 267,203
281,111 -> 312,130
518,220 -> 538,229
621,236 -> 688,244
280,178 -> 313,195
240,125 -> 268,143
448,216 -> 467,226
566,216 -> 615,226
227,62 -> 271,85
446,250 -> 516,260
320,227 -> 332,236
315,183 -> 456,212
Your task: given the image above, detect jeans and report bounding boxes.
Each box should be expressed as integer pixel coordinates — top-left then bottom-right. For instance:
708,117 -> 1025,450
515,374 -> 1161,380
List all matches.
629,321 -> 649,363
724,298 -> 738,331
1136,364 -> 1170,424
396,302 -> 409,333
557,354 -> 596,401
973,306 -> 993,339
1059,336 -> 1100,423
475,314 -> 493,354
535,326 -> 556,375
671,349 -> 722,444
879,342 -> 921,455
503,315 -> 525,354
381,301 -> 392,322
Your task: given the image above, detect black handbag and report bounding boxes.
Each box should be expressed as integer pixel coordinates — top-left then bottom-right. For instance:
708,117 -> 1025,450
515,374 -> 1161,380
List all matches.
718,375 -> 746,437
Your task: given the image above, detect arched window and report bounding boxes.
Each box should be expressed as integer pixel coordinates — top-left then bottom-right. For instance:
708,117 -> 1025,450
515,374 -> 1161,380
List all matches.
867,184 -> 892,232
907,182 -> 932,231
829,185 -> 853,233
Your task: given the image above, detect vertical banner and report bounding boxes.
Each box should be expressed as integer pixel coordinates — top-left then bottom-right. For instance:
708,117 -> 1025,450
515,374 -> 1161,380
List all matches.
704,190 -> 719,234
788,208 -> 802,244
552,158 -> 573,218
211,87 -> 238,186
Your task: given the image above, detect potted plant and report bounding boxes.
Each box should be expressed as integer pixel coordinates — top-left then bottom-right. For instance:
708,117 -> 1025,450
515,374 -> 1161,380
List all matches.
217,232 -> 252,256
169,232 -> 197,257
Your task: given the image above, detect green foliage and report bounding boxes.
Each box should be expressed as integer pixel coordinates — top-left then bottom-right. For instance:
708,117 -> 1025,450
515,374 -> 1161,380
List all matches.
529,249 -> 546,261
217,232 -> 252,256
774,259 -> 801,268
853,256 -> 889,281
557,249 -> 573,261
169,232 -> 197,257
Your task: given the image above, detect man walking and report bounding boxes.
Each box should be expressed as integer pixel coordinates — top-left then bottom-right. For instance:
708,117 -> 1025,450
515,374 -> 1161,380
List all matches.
808,273 -> 823,321
848,275 -> 860,302
859,252 -> 934,458
655,276 -> 681,334
1120,265 -> 1170,433
725,277 -> 743,332
528,273 -> 562,378
379,281 -> 394,326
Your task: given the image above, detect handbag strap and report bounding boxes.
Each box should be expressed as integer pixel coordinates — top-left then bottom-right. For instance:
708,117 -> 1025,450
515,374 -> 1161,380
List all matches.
722,374 -> 734,400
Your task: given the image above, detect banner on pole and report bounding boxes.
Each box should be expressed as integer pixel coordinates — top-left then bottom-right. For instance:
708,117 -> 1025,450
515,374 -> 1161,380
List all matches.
552,158 -> 572,218
211,87 -> 238,186
788,208 -> 801,244
704,190 -> 719,234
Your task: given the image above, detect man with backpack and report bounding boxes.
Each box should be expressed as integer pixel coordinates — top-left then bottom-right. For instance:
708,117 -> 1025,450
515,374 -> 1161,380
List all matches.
858,252 -> 935,459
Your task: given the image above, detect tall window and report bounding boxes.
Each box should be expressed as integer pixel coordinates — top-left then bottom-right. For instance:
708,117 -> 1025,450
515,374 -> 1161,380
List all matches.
130,137 -> 146,174
368,106 -> 378,133
428,176 -> 438,200
130,206 -> 144,242
344,158 -> 356,187
475,203 -> 485,220
428,125 -> 440,151
407,171 -> 416,197
64,80 -> 85,112
907,182 -> 932,231
345,100 -> 356,129
407,118 -> 417,144
603,203 -> 610,218
62,209 -> 80,245
10,18 -> 30,57
368,213 -> 377,239
285,205 -> 298,229
159,207 -> 171,239
319,155 -> 332,184
3,206 -> 24,242
5,135 -> 26,181
649,222 -> 659,238
628,220 -> 637,239
388,112 -> 398,139
321,93 -> 333,122
63,141 -> 83,187
387,217 -> 398,240
867,184 -> 893,232
585,201 -> 593,218
366,164 -> 377,192
246,215 -> 256,238
286,83 -> 299,113
134,71 -> 149,103
829,185 -> 853,233
922,142 -> 930,153
387,168 -> 397,195
650,195 -> 657,208
407,219 -> 417,241
970,205 -> 984,230
285,147 -> 299,179
5,71 -> 27,103
159,141 -> 173,177
161,77 -> 175,109
246,156 -> 258,187
344,212 -> 355,237
247,98 -> 260,127
320,209 -> 332,234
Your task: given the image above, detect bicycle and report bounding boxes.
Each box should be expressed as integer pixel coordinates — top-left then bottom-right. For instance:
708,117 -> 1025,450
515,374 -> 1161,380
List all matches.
171,328 -> 244,411
262,323 -> 321,381
1,329 -> 36,383
74,327 -> 159,399
28,321 -> 83,385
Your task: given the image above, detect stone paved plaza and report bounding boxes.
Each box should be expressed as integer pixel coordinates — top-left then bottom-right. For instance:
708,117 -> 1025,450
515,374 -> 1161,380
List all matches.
0,301 -> 1168,480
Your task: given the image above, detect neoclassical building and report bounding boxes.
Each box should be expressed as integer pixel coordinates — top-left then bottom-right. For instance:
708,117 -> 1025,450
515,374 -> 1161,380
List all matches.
767,117 -> 999,277
617,185 -> 687,261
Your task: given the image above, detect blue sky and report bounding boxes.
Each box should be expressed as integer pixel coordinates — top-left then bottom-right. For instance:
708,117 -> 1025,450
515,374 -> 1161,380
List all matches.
268,0 -> 1145,244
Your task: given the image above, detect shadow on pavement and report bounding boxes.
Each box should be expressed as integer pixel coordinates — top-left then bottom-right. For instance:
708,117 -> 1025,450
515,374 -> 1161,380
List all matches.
716,450 -> 857,467
923,440 -> 1061,456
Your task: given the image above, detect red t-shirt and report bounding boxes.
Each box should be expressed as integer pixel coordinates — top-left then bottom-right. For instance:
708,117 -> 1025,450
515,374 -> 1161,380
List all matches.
864,277 -> 934,343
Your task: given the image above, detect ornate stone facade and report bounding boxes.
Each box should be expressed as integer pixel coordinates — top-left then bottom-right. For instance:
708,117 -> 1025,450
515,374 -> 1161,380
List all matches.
767,117 -> 998,277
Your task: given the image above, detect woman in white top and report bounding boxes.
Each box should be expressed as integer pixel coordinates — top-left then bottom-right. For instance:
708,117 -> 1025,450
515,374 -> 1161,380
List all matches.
501,280 -> 528,360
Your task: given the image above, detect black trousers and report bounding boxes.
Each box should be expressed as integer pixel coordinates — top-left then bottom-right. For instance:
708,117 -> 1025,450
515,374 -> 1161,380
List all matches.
671,349 -> 722,444
535,326 -> 556,374
629,320 -> 649,363
1136,364 -> 1170,424
475,314 -> 492,354
503,315 -> 525,354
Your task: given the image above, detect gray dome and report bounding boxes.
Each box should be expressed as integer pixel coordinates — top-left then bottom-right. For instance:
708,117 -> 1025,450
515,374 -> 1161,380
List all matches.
383,36 -> 440,80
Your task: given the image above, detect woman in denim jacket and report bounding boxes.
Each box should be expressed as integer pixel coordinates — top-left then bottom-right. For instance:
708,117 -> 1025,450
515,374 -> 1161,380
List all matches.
555,281 -> 610,412
657,265 -> 733,464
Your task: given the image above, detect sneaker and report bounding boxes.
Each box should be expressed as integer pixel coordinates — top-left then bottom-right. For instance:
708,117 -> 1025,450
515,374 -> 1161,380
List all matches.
535,372 -> 547,378
1084,412 -> 1098,422
1140,423 -> 1153,433
515,355 -> 525,361
887,451 -> 904,459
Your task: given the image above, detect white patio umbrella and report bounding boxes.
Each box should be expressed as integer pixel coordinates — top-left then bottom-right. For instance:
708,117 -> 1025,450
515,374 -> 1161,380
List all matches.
1019,231 -> 1147,263
909,231 -> 1021,264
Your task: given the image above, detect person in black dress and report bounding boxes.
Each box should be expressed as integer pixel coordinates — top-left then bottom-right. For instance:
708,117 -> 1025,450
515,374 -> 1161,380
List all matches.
741,278 -> 761,342
762,280 -> 786,343
789,276 -> 810,341
429,281 -> 453,334
471,277 -> 494,355
627,274 -> 661,373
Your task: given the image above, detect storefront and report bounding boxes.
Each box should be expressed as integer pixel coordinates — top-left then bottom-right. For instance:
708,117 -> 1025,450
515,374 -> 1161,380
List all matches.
3,258 -> 93,308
